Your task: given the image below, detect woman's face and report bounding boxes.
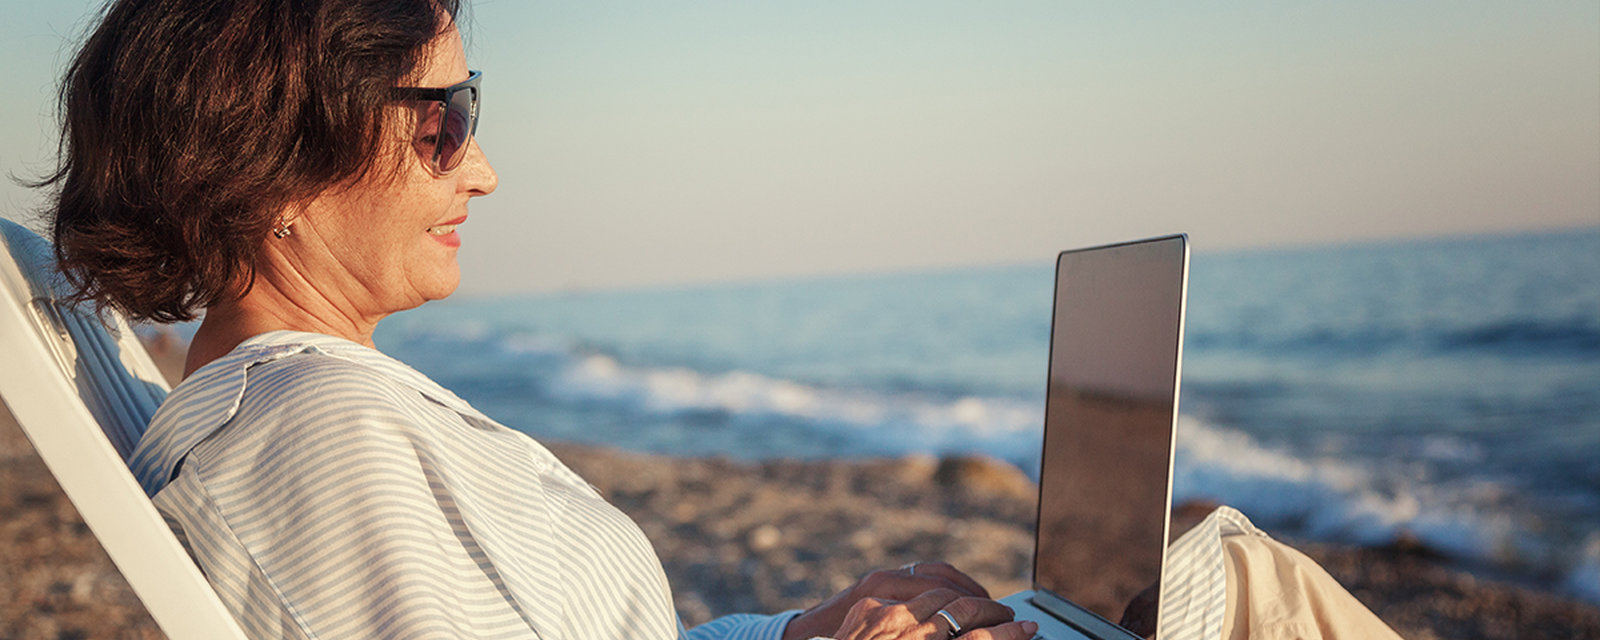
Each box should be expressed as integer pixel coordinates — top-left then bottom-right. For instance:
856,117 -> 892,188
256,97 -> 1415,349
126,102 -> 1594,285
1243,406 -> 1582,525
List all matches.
280,24 -> 497,321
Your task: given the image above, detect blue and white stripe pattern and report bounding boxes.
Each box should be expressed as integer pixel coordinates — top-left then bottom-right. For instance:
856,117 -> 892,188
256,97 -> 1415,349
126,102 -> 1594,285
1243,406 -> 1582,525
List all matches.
130,331 -> 797,640
1157,506 -> 1261,640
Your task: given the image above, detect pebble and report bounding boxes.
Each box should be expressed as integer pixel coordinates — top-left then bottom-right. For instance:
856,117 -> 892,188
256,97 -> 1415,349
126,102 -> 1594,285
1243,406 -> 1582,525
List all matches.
748,525 -> 782,551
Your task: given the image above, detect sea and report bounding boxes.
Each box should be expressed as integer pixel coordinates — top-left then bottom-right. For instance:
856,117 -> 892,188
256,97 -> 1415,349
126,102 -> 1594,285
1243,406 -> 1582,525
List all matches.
372,227 -> 1600,602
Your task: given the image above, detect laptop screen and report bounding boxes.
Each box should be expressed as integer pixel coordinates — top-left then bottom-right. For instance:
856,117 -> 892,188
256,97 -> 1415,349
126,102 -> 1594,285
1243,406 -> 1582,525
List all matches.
1032,235 -> 1188,631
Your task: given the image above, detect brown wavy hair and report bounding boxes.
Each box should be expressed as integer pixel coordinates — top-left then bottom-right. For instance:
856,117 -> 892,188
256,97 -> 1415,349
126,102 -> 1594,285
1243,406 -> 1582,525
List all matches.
35,0 -> 461,322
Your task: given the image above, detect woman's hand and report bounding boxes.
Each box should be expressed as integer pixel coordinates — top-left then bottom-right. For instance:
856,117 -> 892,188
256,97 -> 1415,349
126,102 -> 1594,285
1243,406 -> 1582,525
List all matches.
832,588 -> 1038,640
782,562 -> 1027,640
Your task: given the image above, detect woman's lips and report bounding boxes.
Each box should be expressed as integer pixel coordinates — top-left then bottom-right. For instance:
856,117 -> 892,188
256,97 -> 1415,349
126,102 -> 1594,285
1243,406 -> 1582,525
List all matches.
426,217 -> 465,247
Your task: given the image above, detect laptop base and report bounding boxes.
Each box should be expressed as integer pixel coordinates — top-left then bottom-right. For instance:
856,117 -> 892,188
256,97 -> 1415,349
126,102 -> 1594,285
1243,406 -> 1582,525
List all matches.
1002,591 -> 1095,640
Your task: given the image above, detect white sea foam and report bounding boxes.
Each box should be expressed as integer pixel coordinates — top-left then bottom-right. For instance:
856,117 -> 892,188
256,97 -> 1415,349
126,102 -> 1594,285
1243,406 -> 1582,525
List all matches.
1568,535 -> 1600,603
548,350 -> 1043,462
1173,418 -> 1600,604
1172,416 -> 1532,563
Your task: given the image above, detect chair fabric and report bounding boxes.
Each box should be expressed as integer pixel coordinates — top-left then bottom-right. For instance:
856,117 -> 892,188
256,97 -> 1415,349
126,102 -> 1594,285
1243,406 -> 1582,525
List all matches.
0,218 -> 247,638
0,220 -> 166,458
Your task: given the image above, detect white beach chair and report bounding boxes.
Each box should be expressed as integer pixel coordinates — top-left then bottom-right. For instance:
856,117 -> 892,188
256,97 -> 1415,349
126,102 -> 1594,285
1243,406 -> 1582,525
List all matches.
0,218 -> 247,638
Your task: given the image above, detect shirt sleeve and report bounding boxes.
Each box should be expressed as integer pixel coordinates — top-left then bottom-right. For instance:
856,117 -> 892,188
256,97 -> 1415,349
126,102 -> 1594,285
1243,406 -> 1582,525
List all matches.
684,610 -> 804,640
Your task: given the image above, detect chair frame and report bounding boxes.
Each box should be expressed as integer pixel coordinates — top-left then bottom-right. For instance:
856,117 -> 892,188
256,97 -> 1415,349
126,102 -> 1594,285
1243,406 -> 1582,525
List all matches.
0,219 -> 246,638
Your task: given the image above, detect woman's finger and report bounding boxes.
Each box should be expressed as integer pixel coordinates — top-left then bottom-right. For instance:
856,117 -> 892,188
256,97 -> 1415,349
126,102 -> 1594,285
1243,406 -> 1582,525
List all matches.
900,588 -> 965,621
904,561 -> 992,599
859,569 -> 982,602
927,596 -> 1017,635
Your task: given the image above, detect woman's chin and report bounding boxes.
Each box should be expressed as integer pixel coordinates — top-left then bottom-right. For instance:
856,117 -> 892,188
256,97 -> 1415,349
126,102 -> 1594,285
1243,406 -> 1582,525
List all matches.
413,265 -> 462,305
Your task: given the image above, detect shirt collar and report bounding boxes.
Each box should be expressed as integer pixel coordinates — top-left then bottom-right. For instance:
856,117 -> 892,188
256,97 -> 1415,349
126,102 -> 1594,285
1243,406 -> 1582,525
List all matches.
129,330 -> 483,496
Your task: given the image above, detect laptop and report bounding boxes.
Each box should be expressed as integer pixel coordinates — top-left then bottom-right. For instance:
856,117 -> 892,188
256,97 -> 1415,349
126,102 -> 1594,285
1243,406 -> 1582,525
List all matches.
999,234 -> 1189,640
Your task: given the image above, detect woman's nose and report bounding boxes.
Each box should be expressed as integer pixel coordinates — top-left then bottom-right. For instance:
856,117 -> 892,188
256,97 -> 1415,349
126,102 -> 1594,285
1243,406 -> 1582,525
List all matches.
460,137 -> 497,196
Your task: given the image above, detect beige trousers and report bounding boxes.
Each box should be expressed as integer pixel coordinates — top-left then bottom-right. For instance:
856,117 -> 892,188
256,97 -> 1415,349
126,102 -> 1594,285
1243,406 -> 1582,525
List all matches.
1219,534 -> 1404,640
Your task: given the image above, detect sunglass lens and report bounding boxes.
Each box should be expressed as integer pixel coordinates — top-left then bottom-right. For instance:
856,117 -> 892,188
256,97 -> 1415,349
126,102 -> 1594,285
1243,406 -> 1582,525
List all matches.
438,88 -> 476,173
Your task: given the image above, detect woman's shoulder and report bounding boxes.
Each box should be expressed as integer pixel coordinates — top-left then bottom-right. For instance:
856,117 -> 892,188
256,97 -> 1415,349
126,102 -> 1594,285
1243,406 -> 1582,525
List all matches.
133,333 -> 451,493
198,350 -> 447,470
172,330 -> 457,411
160,336 -> 413,424
220,341 -> 466,448
241,344 -> 417,404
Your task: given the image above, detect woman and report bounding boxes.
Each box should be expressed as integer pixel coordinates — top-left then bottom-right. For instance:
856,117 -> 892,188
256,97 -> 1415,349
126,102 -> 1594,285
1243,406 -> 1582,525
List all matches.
41,0 -> 1035,638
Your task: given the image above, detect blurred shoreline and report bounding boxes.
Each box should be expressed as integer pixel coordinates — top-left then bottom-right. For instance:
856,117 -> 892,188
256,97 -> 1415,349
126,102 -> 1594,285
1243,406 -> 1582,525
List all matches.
1,332 -> 1597,638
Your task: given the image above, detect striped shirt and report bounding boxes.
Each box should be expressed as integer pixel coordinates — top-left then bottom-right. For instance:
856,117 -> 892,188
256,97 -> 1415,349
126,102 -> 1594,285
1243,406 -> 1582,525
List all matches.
130,331 -> 796,640
1157,505 -> 1262,640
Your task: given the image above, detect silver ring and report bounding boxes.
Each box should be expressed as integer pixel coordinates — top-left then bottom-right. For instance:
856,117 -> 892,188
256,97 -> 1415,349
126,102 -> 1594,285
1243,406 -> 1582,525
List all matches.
933,609 -> 962,637
901,562 -> 918,576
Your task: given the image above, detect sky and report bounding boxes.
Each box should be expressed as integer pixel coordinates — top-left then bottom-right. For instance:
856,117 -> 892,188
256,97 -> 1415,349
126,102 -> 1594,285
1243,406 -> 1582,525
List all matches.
3,1 -> 1597,295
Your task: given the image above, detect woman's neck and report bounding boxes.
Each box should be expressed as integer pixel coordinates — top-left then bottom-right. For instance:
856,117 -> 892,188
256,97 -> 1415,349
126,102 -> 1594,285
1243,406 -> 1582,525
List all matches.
184,294 -> 379,378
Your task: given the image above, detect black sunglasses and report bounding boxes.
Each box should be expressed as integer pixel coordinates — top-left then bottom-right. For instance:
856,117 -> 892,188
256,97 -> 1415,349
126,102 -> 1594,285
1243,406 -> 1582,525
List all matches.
392,69 -> 481,175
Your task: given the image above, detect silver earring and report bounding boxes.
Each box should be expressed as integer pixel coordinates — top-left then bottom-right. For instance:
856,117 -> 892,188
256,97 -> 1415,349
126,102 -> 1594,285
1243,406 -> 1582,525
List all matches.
272,220 -> 293,238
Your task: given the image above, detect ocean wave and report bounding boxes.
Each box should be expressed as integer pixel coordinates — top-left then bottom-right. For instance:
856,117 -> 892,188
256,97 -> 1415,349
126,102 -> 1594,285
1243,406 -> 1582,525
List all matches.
1187,318 -> 1600,359
1174,417 -> 1515,554
383,325 -> 1048,462
1434,319 -> 1600,355
548,350 -> 1045,464
1172,417 -> 1600,603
